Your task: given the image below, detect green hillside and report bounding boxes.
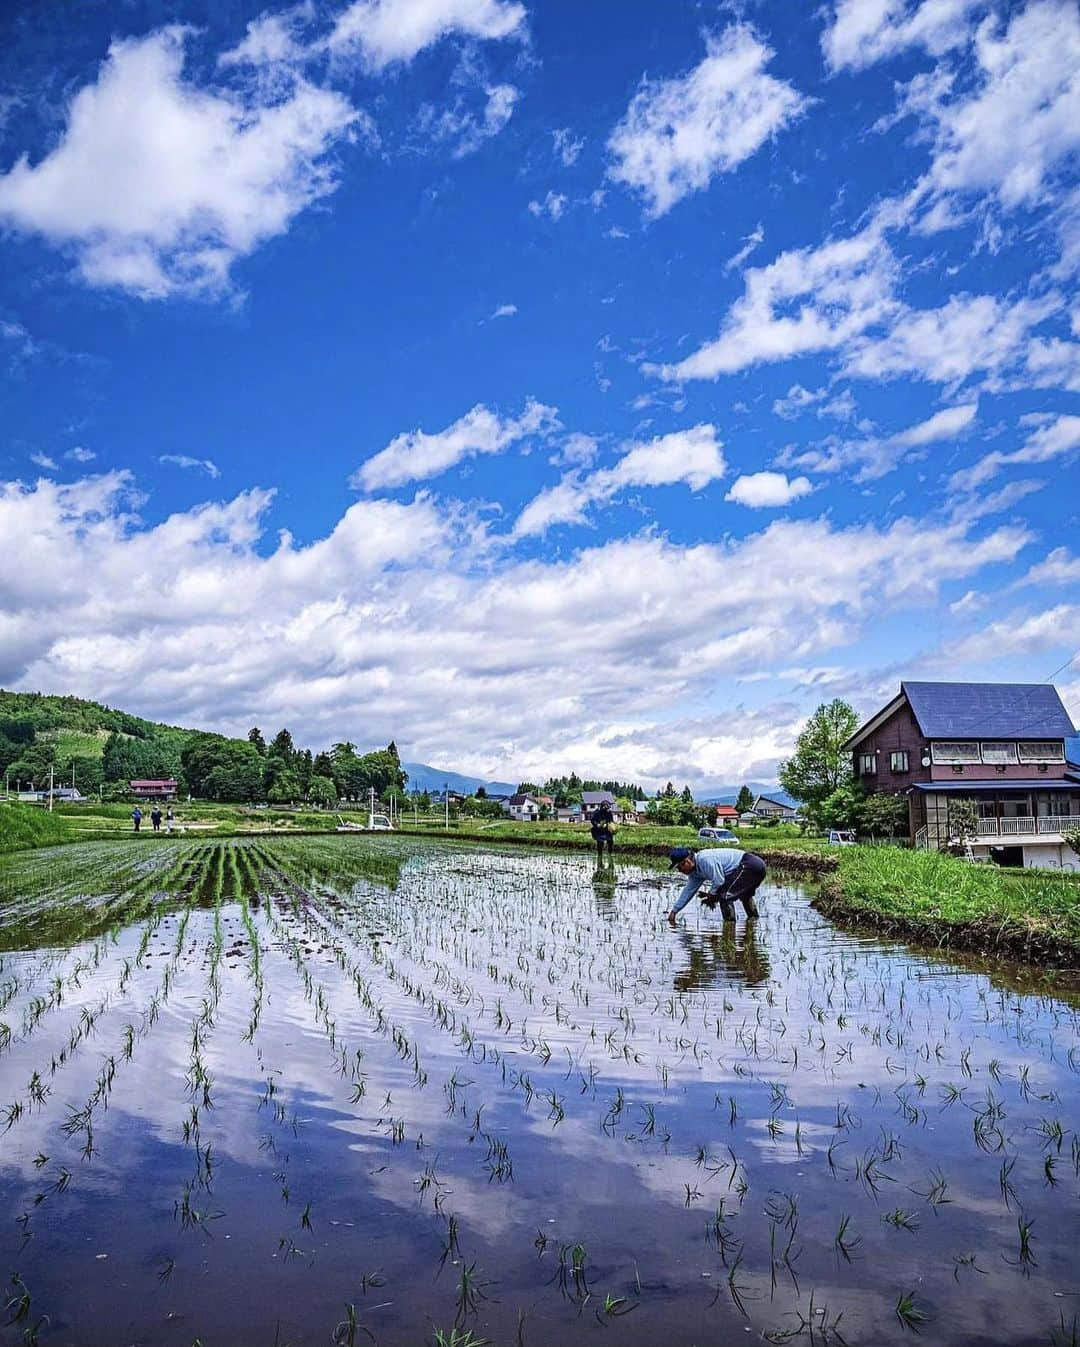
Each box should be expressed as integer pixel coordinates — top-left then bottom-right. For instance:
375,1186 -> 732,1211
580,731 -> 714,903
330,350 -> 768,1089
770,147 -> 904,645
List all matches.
0,689 -> 407,807
0,689 -> 194,796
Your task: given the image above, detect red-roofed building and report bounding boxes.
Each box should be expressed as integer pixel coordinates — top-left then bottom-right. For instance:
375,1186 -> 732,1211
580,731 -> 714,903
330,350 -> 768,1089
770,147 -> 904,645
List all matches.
130,779 -> 179,800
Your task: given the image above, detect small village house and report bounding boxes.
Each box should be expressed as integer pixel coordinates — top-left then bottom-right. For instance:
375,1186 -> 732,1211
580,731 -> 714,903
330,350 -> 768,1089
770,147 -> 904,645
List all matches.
581,790 -> 616,820
844,681 -> 1080,871
130,778 -> 179,801
713,804 -> 739,826
502,793 -> 541,822
751,794 -> 798,821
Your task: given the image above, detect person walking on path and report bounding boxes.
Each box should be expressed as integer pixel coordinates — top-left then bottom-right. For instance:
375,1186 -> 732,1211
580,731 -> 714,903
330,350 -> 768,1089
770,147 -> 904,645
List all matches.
166,807 -> 175,834
591,800 -> 616,863
150,807 -> 162,832
666,847 -> 766,927
131,806 -> 142,833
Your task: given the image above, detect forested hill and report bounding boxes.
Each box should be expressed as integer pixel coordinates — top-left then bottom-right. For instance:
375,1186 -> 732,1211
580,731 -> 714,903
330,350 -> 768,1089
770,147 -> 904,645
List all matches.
0,690 -> 406,804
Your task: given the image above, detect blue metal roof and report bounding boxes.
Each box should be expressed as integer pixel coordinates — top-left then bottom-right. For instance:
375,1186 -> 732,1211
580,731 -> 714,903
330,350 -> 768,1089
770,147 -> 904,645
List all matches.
901,682 -> 1075,739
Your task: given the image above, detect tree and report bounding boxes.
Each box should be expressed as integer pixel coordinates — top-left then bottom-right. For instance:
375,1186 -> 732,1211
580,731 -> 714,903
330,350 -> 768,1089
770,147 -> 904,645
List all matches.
735,785 -> 755,814
267,771 -> 302,804
308,775 -> 337,808
816,783 -> 864,831
418,790 -> 432,812
1063,826 -> 1080,860
947,798 -> 979,842
248,727 -> 267,755
475,785 -> 487,799
859,792 -> 908,839
778,699 -> 860,810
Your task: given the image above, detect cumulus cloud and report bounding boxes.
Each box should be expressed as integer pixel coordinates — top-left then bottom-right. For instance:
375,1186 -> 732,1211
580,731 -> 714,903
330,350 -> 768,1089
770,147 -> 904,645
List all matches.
725,471 -> 812,508
65,446 -> 96,463
843,292 -> 1060,386
607,25 -> 809,218
948,412 -> 1080,491
327,0 -> 526,69
352,399 -> 559,491
782,400 -> 977,480
1012,546 -> 1080,590
0,27 -> 361,299
822,0 -> 983,72
0,468 -> 1031,785
899,1 -> 1080,217
159,454 -> 221,478
649,222 -> 898,380
513,423 -> 726,536
948,603 -> 1080,664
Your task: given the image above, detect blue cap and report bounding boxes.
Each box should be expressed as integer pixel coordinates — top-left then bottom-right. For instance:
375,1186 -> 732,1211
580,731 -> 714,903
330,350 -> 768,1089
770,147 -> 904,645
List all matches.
668,847 -> 694,868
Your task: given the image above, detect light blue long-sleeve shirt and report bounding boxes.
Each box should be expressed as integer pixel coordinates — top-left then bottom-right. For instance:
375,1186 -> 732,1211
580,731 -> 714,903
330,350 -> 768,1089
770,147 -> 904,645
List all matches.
671,848 -> 746,914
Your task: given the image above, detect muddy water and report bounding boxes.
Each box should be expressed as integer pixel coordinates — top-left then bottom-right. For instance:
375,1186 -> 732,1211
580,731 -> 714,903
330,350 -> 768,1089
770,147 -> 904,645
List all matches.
0,836 -> 1077,1347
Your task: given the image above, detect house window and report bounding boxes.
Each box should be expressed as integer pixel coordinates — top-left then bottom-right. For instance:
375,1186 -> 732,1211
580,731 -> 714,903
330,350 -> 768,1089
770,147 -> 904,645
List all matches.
890,750 -> 909,773
980,742 -> 1018,765
859,753 -> 876,775
1018,741 -> 1065,764
931,741 -> 980,765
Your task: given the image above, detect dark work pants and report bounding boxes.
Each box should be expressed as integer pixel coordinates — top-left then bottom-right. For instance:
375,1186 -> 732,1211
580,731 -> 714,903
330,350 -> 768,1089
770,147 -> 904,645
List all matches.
593,830 -> 613,860
714,853 -> 766,920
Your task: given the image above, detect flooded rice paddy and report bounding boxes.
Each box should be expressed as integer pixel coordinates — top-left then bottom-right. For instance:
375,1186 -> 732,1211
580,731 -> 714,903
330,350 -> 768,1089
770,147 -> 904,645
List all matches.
0,836 -> 1077,1347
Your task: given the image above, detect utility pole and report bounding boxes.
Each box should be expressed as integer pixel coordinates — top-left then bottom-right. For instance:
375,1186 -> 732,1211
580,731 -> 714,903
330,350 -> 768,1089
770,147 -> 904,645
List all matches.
48,765 -> 54,812
444,782 -> 449,831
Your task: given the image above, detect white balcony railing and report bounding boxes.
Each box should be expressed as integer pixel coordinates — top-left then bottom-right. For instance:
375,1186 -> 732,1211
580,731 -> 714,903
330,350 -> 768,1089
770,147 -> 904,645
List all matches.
975,815 -> 1080,838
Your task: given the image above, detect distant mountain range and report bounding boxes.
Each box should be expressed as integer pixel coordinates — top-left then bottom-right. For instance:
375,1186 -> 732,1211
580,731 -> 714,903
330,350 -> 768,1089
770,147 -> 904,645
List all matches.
401,763 -> 793,806
694,782 -> 797,807
402,762 -> 518,797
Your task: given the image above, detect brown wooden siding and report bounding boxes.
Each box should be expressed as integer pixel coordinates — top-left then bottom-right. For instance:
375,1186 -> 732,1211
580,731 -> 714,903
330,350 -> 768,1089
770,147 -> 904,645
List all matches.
849,700 -> 930,791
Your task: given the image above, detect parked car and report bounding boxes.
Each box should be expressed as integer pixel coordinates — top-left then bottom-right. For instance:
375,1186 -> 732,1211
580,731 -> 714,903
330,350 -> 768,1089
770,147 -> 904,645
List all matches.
698,827 -> 738,842
827,829 -> 856,846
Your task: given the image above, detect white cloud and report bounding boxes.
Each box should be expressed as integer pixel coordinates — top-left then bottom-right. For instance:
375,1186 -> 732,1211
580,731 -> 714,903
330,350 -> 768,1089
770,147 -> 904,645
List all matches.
527,190 -> 567,221
65,446 -> 96,463
490,302 -> 517,319
949,412 -> 1080,491
159,454 -> 221,478
327,0 -> 526,69
514,424 -> 726,537
781,400 -> 977,480
948,603 -> 1080,664
949,477 -> 1044,523
649,222 -> 898,380
419,82 -> 519,157
0,468 -> 1031,786
900,1 -> 1080,216
353,399 -> 559,492
1013,546 -> 1080,589
843,292 -> 1060,386
219,8 -> 311,72
0,28 -> 360,299
30,452 -> 58,471
724,222 -> 764,272
772,383 -> 857,421
725,471 -> 813,508
552,127 -> 584,166
606,26 -> 809,219
822,0 -> 983,72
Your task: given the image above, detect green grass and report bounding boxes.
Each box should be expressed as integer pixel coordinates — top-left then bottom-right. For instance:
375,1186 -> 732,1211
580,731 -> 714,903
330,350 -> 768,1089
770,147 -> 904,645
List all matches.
39,728 -> 111,759
834,845 -> 1080,947
393,817 -> 829,854
0,804 -> 75,854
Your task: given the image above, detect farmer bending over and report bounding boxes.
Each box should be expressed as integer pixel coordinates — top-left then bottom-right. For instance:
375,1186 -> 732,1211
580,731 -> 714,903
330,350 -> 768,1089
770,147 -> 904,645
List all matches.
666,847 -> 767,927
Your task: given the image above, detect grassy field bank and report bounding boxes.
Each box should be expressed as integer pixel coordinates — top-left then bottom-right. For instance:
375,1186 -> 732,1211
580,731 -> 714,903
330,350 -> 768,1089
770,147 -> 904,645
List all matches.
0,804 -> 74,853
821,846 -> 1080,965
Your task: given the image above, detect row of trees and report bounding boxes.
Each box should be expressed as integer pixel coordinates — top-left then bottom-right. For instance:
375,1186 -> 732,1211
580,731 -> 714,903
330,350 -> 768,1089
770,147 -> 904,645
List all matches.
516,774 -> 647,808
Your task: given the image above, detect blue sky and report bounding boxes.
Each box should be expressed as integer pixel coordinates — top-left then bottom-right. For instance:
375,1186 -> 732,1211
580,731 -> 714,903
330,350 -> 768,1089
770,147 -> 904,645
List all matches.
0,0 -> 1077,788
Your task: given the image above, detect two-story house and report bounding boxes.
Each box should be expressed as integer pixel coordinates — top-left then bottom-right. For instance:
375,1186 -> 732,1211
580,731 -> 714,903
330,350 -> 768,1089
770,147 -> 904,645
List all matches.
502,793 -> 540,822
843,681 -> 1080,870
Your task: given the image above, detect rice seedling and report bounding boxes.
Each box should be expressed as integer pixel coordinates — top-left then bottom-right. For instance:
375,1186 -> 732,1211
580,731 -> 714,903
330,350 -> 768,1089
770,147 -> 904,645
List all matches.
895,1290 -> 930,1332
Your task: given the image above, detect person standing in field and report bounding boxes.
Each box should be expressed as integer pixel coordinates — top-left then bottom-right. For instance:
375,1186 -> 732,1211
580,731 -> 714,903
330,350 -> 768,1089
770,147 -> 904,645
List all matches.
666,847 -> 766,927
150,807 -> 162,832
166,807 -> 175,834
131,805 -> 142,833
591,800 -> 616,863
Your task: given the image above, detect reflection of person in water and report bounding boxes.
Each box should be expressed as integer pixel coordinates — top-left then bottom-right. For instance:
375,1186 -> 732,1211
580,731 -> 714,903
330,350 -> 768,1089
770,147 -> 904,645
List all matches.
591,865 -> 617,915
673,923 -> 771,993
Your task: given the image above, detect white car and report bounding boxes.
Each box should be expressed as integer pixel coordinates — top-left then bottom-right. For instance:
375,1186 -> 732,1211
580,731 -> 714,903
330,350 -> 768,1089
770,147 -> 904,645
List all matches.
698,827 -> 738,842
827,829 -> 856,846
